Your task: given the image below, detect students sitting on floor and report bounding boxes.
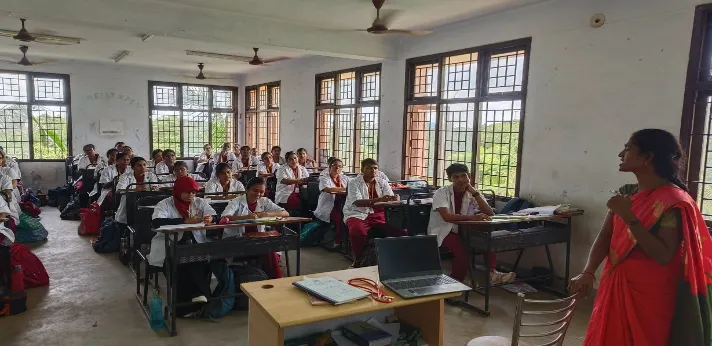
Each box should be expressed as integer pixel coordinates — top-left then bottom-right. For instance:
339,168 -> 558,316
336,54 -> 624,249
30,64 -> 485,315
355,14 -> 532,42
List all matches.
96,152 -> 131,207
149,176 -> 217,307
204,163 -> 245,198
233,145 -> 260,171
314,157 -> 350,249
275,151 -> 310,211
220,177 -> 289,279
296,148 -> 316,169
271,145 -> 286,165
343,158 -> 407,261
115,157 -> 160,224
257,152 -> 280,177
159,161 -> 204,189
150,149 -> 163,170
428,163 -> 515,284
77,144 -> 108,170
214,142 -> 237,165
154,149 -> 176,175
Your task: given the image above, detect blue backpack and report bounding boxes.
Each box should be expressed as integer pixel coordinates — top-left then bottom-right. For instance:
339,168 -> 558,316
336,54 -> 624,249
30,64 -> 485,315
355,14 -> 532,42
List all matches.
499,197 -> 536,230
92,219 -> 122,253
198,261 -> 235,319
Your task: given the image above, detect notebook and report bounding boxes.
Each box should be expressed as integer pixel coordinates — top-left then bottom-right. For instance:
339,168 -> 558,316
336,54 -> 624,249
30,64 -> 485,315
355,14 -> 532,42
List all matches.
292,277 -> 370,305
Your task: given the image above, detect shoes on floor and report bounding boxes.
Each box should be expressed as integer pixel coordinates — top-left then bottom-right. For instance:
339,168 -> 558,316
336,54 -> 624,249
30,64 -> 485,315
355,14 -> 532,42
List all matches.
191,295 -> 208,303
489,270 -> 516,285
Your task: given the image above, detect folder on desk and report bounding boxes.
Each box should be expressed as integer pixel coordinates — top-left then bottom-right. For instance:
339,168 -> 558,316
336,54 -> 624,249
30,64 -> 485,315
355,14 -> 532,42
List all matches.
293,277 -> 370,305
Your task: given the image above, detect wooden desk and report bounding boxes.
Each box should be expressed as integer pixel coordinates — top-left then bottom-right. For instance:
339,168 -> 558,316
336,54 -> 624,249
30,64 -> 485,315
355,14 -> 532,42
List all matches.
241,266 -> 458,346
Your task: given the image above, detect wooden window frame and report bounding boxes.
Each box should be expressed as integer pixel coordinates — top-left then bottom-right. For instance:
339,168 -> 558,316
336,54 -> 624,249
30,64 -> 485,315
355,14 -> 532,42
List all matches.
245,81 -> 280,153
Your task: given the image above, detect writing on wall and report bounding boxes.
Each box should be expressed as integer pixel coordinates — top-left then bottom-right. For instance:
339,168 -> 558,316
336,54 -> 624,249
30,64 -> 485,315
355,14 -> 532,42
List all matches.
85,92 -> 144,109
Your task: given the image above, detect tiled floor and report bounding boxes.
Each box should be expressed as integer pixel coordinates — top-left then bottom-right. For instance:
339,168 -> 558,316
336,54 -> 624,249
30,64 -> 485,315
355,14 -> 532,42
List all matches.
1,208 -> 592,345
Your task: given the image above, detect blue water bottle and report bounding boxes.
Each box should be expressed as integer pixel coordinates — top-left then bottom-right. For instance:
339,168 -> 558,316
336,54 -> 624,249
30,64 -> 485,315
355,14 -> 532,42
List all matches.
149,288 -> 164,329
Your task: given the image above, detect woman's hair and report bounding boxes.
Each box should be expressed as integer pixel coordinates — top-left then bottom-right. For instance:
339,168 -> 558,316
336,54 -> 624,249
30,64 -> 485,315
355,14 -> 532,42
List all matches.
151,149 -> 163,158
240,145 -> 251,151
107,148 -> 119,157
285,151 -> 297,160
631,129 -> 688,191
261,151 -> 272,160
83,144 -> 95,151
221,142 -> 231,150
214,162 -> 231,174
123,145 -> 133,152
203,143 -> 212,150
114,141 -> 125,148
329,157 -> 343,167
163,149 -> 176,157
361,158 -> 378,169
271,145 -> 281,151
297,148 -> 307,154
116,152 -> 128,161
246,176 -> 266,190
173,160 -> 188,170
130,156 -> 146,168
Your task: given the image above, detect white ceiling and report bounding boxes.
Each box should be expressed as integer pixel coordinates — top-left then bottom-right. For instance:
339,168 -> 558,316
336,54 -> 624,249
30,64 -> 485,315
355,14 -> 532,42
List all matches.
0,0 -> 547,74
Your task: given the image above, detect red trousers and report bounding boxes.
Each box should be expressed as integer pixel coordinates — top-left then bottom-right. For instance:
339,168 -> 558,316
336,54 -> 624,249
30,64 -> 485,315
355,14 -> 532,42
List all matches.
441,232 -> 496,282
245,227 -> 283,279
345,212 -> 407,259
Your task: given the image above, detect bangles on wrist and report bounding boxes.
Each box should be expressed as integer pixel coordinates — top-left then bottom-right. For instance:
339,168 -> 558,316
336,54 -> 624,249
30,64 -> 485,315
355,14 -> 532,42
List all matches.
581,271 -> 596,282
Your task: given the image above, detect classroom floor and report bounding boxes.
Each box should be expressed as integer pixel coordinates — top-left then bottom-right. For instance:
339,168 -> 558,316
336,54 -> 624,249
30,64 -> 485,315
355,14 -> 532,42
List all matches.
1,208 -> 592,346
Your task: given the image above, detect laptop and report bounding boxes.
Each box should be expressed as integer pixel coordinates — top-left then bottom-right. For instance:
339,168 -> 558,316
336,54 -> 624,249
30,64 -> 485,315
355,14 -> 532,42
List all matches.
375,235 -> 471,299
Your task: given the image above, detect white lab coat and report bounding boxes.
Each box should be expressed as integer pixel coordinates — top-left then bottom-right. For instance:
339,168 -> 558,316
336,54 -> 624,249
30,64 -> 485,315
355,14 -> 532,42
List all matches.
377,171 -> 389,182
95,165 -> 132,205
212,151 -> 238,164
204,178 -> 245,194
256,162 -> 280,175
220,195 -> 285,237
313,171 -> 350,223
275,165 -> 310,204
5,158 -> 20,179
195,152 -> 213,173
154,161 -> 171,175
0,168 -> 19,223
343,175 -> 394,221
77,154 -> 108,170
0,196 -> 14,245
427,185 -> 480,246
115,172 -> 160,224
148,197 -> 216,266
159,173 -> 205,188
231,156 -> 261,171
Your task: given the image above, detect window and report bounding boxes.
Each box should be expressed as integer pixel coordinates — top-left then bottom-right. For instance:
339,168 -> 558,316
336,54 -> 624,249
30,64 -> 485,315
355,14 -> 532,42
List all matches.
0,71 -> 71,160
681,5 -> 712,222
245,82 -> 280,153
149,82 -> 237,158
315,65 -> 381,172
403,39 -> 530,196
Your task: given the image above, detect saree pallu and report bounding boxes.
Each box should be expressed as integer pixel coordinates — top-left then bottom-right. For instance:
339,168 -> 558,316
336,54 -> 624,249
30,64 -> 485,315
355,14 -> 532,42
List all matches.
584,186 -> 712,346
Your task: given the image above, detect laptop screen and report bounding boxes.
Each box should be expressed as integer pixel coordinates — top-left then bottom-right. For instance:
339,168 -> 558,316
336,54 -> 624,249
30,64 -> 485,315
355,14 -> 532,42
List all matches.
375,235 -> 442,280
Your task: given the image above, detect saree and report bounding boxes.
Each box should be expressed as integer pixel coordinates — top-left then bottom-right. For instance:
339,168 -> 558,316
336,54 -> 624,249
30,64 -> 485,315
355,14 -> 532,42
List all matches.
584,186 -> 712,346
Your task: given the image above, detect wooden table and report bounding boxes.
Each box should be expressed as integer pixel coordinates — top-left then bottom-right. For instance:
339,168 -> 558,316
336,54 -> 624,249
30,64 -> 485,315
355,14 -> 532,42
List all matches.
241,266 -> 459,346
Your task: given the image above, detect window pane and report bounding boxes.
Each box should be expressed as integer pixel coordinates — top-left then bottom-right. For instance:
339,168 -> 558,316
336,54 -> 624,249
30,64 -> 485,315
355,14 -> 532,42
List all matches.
0,73 -> 27,103
151,110 -> 181,155
335,109 -> 356,172
211,112 -> 234,150
249,89 -> 257,109
337,72 -> 355,105
436,103 -> 475,187
476,100 -> 522,197
316,109 -> 334,166
320,78 -> 334,104
0,104 -> 30,159
405,104 -> 437,184
184,111 -> 210,157
268,111 -> 279,150
270,86 -> 280,108
256,112 -> 269,153
183,86 -> 209,110
361,72 -> 380,102
258,86 -> 268,110
488,50 -> 525,94
442,53 -> 477,99
31,105 -> 68,159
413,63 -> 439,98
356,106 -> 379,164
34,77 -> 64,102
694,95 -> 712,218
213,90 -> 232,109
245,113 -> 257,150
153,86 -> 177,107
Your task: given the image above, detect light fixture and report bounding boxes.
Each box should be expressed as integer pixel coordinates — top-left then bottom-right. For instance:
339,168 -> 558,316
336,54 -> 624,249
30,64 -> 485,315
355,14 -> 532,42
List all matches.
140,34 -> 154,42
113,50 -> 131,63
185,50 -> 251,62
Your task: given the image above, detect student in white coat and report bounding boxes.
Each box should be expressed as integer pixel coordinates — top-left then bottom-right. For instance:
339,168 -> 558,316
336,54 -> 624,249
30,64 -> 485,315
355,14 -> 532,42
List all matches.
271,146 -> 286,165
0,194 -> 15,245
0,146 -> 20,179
158,161 -> 204,189
154,149 -> 176,176
77,144 -> 108,170
232,145 -> 260,171
427,163 -> 514,284
150,149 -> 163,171
195,143 -> 213,174
149,176 -> 217,305
220,177 -> 289,278
94,148 -> 118,177
0,151 -> 20,228
0,173 -> 18,231
115,157 -> 160,224
213,142 -> 237,165
256,152 -> 280,177
296,148 -> 316,169
275,151 -> 310,210
314,157 -> 350,247
96,152 -> 131,206
204,163 -> 245,199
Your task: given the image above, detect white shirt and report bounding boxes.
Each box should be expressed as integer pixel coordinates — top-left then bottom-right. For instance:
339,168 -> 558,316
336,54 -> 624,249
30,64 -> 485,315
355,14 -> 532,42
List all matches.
115,172 -> 160,224
77,154 -> 108,170
275,164 -> 310,204
427,185 -> 480,246
148,197 -> 216,266
212,151 -> 238,164
204,177 -> 245,194
4,158 -> 20,179
314,171 -> 350,223
377,171 -> 389,182
0,196 -> 13,245
256,162 -> 280,175
232,156 -> 261,171
159,173 -> 205,188
195,152 -> 214,173
0,167 -> 20,222
220,195 -> 285,237
95,165 -> 132,205
154,161 -> 172,175
0,173 -> 18,223
343,175 -> 394,221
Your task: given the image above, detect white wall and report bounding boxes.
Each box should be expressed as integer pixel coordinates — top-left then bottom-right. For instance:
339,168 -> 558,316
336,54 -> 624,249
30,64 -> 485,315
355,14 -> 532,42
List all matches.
242,0 -> 705,276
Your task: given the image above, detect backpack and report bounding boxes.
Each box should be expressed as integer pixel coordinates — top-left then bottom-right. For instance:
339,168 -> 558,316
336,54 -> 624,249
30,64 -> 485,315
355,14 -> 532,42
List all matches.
353,239 -> 378,268
231,263 -> 268,310
78,202 -> 102,236
197,261 -> 235,319
299,220 -> 328,246
498,197 -> 536,230
60,199 -> 81,221
10,243 -> 49,289
48,185 -> 72,211
92,219 -> 122,253
20,202 -> 41,217
0,290 -> 27,317
15,213 -> 49,243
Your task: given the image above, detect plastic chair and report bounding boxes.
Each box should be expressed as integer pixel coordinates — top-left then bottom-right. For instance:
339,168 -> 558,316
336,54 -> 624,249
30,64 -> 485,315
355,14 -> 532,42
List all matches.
465,293 -> 579,346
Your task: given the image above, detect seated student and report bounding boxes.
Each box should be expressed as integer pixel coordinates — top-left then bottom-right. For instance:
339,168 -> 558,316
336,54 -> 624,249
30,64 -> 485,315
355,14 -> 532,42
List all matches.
213,142 -> 237,165
0,150 -> 20,229
77,144 -> 108,170
0,146 -> 21,179
343,158 -> 407,260
96,152 -> 131,206
0,194 -> 14,245
296,148 -> 316,169
114,141 -> 126,153
115,157 -> 160,224
95,148 -> 118,174
232,145 -> 260,171
220,177 -> 289,279
0,170 -> 18,232
314,157 -> 350,248
149,176 -> 217,306
150,149 -> 163,170
204,163 -> 245,198
428,163 -> 515,284
275,151 -> 310,210
154,149 -> 176,175
250,147 -> 259,159
159,161 -> 204,190
122,146 -> 134,159
195,144 -> 213,175
271,145 -> 286,165
257,152 -> 280,177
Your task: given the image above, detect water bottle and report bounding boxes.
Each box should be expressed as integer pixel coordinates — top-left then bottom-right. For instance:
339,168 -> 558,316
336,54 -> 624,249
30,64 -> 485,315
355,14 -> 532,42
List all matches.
149,288 -> 164,329
11,265 -> 24,292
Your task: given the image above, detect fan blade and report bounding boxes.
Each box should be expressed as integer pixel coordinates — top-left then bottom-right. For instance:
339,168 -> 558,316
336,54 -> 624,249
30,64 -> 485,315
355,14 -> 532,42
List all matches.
379,9 -> 401,28
381,29 -> 432,35
33,34 -> 81,45
205,76 -> 235,80
29,60 -> 55,65
261,56 -> 291,64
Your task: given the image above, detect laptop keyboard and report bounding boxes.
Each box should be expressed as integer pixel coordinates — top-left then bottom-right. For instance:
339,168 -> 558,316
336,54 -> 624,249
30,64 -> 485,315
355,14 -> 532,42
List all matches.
388,276 -> 459,290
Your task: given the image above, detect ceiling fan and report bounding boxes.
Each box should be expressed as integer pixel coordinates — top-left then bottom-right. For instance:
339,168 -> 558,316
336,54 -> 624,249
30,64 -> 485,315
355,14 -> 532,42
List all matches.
0,18 -> 81,45
187,63 -> 232,80
359,0 -> 431,35
0,46 -> 53,66
185,48 -> 290,66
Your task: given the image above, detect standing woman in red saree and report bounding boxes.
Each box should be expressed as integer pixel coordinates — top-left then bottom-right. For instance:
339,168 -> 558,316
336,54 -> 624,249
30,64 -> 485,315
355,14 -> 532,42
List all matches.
570,129 -> 712,346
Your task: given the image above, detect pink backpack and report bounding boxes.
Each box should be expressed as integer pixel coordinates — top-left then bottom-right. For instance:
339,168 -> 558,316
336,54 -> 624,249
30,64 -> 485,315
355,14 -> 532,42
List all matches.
10,243 -> 49,289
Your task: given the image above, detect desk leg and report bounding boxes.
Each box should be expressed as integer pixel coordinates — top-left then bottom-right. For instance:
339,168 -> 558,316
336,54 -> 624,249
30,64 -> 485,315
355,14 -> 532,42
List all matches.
564,217 -> 572,293
248,299 -> 283,346
165,233 -> 179,337
395,299 -> 445,346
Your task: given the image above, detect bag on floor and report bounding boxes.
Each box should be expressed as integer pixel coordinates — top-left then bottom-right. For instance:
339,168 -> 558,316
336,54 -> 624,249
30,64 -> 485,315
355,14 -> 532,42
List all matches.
15,213 -> 48,244
20,202 -> 40,217
196,261 -> 235,319
92,219 -> 122,253
10,243 -> 49,289
60,199 -> 81,221
299,220 -> 327,246
0,290 -> 27,316
353,239 -> 378,268
48,185 -> 72,211
231,263 -> 268,310
78,202 -> 101,236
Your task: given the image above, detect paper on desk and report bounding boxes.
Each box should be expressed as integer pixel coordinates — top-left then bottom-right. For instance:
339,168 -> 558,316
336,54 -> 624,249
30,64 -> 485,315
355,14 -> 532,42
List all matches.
157,223 -> 206,230
230,217 -> 280,224
516,204 -> 569,216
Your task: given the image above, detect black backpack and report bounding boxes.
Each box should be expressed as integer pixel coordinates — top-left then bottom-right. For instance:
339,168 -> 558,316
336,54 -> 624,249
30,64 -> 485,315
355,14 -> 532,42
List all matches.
60,198 -> 81,221
92,219 -> 122,253
231,263 -> 268,310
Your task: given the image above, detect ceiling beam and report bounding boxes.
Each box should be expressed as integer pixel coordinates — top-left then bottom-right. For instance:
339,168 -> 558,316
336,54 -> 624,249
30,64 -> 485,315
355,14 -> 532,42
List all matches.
1,0 -> 396,61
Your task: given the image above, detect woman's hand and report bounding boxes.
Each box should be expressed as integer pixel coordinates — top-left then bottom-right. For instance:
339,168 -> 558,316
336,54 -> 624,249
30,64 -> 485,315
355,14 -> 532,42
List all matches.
606,194 -> 635,221
568,272 -> 596,297
136,184 -> 147,192
203,215 -> 213,225
184,216 -> 203,224
470,213 -> 492,221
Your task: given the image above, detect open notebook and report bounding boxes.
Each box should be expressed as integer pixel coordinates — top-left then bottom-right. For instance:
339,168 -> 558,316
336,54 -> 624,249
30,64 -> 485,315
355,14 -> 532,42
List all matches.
293,277 -> 370,305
